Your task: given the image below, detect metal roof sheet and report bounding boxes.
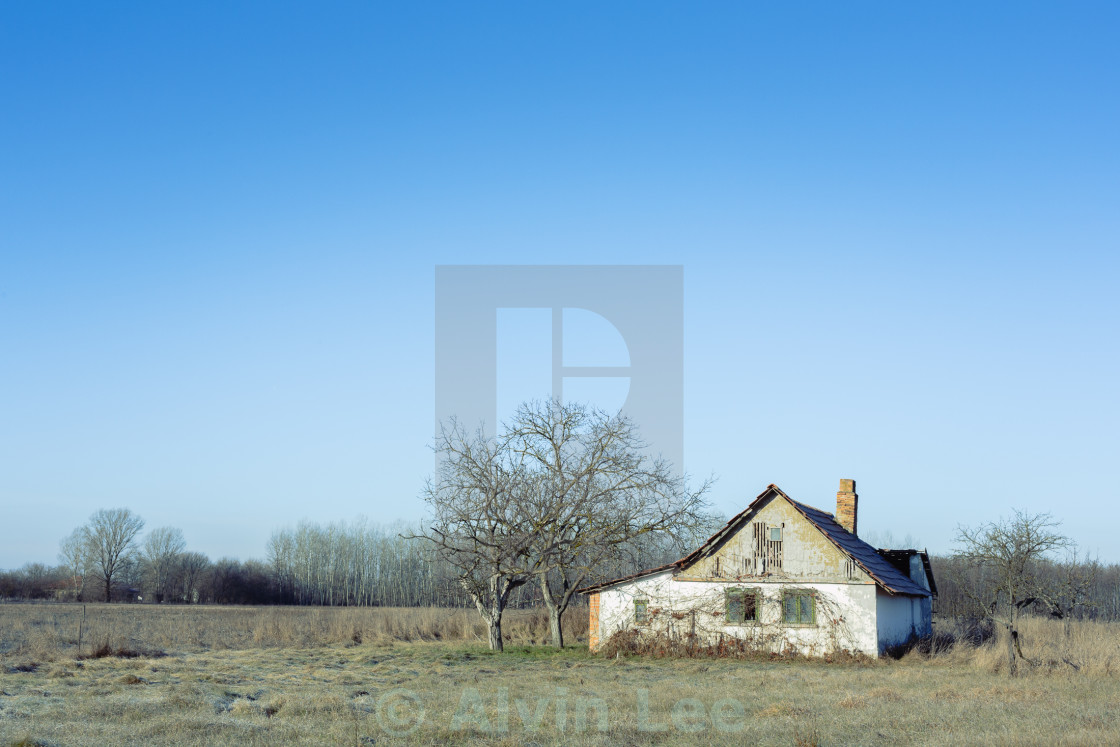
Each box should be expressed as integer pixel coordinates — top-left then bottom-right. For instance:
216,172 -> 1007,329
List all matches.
877,549 -> 938,597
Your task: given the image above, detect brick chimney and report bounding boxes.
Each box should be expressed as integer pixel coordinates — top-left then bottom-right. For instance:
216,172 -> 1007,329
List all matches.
836,479 -> 858,536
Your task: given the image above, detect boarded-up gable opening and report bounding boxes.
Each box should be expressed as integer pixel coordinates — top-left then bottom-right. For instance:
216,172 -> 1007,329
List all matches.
752,522 -> 783,572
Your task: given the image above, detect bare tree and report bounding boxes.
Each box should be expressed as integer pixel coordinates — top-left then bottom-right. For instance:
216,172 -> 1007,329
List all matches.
508,400 -> 713,648
58,528 -> 90,601
142,527 -> 187,603
82,508 -> 145,603
413,420 -> 537,651
1047,551 -> 1100,640
176,551 -> 210,604
954,510 -> 1072,676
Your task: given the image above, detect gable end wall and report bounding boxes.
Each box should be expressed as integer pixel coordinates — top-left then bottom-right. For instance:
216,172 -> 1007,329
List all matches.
683,495 -> 871,584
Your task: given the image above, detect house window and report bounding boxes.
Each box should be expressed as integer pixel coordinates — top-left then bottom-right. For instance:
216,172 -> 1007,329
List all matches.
783,591 -> 815,625
634,598 -> 649,624
726,588 -> 759,624
770,527 -> 782,542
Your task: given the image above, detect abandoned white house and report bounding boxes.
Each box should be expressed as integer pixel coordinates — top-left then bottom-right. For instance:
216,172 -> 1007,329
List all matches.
581,480 -> 936,657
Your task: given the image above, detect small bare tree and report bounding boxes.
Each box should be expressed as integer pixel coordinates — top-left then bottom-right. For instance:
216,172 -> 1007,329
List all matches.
82,508 -> 145,603
954,510 -> 1072,676
507,400 -> 713,648
142,527 -> 187,603
414,420 -> 538,651
58,528 -> 90,601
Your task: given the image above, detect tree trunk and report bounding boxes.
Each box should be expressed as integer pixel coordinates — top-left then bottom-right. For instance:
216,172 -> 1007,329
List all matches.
1006,623 -> 1018,677
548,605 -> 564,649
489,619 -> 504,652
105,576 -> 112,603
539,573 -> 576,649
467,576 -> 510,652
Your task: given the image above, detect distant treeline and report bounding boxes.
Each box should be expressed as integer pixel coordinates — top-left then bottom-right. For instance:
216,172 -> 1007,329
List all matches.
930,554 -> 1120,621
4,517 -> 1117,622
0,518 -> 684,609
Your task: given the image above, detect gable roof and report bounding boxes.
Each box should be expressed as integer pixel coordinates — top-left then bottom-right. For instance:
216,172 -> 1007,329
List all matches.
579,483 -> 931,596
577,562 -> 678,593
782,496 -> 930,596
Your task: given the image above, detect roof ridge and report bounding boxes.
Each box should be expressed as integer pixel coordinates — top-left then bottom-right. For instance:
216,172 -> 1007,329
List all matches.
578,483 -> 931,597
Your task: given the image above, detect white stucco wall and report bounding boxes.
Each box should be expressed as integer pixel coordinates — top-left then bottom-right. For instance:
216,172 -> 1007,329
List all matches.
596,572 -> 881,657
875,590 -> 929,650
908,555 -> 934,636
916,596 -> 933,636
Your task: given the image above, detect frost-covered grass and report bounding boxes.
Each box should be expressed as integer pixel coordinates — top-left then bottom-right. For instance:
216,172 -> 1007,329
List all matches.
0,602 -> 589,662
1,605 -> 1118,745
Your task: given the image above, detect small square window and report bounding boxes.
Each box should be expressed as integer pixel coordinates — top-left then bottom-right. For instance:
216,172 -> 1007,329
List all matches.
634,599 -> 649,624
770,527 -> 782,542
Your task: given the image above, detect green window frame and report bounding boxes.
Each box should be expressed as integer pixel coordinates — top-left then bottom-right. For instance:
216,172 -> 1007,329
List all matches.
782,591 -> 816,625
725,588 -> 759,624
634,598 -> 649,624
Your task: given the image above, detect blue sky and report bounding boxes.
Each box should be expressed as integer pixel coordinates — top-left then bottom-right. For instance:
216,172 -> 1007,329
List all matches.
1,3 -> 1117,567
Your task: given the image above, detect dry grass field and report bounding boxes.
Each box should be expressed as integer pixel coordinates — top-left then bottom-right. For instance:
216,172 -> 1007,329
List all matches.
2,603 -> 1119,746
